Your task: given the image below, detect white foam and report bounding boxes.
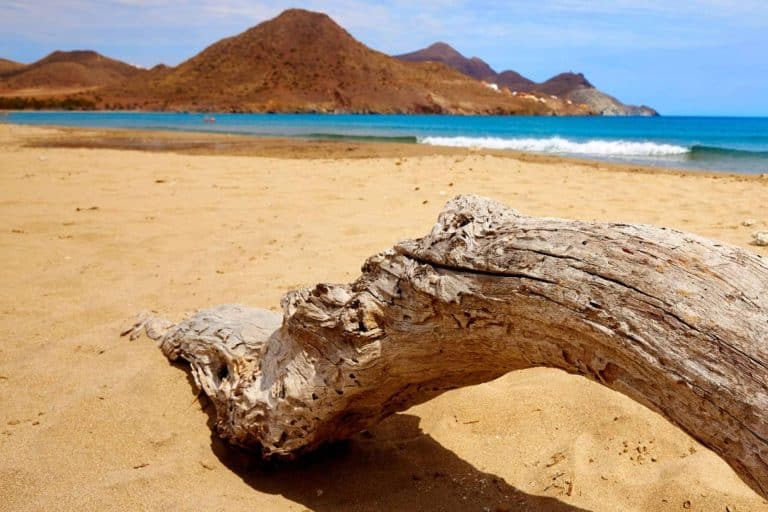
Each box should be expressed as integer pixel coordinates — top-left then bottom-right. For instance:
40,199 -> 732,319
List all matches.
418,136 -> 690,157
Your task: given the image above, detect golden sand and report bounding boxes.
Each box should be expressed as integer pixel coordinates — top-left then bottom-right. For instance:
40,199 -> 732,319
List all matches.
1,124 -> 766,511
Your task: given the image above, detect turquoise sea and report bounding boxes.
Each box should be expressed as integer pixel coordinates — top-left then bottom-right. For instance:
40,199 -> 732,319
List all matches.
4,112 -> 768,174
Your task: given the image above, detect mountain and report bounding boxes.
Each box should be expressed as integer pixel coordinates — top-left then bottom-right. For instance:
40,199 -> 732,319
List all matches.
395,43 -> 657,116
395,43 -> 536,92
496,70 -> 535,91
0,9 -> 651,115
0,50 -> 142,94
0,58 -> 25,76
536,72 -> 593,97
397,42 -> 497,82
101,9 -> 584,114
532,72 -> 656,116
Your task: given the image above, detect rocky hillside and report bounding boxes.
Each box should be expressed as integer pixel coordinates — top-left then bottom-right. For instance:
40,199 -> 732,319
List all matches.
395,43 -> 657,116
397,42 -> 497,82
0,50 -> 142,94
101,9 -> 583,114
0,58 -> 25,76
0,9 -> 655,115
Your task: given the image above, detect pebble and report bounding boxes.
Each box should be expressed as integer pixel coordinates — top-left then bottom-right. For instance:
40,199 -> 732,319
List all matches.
752,231 -> 768,246
742,219 -> 756,227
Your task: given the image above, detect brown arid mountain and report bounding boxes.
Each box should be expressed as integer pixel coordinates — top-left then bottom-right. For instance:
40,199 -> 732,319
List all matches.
0,50 -> 143,97
0,57 -> 25,76
536,72 -> 593,97
0,9 -> 654,115
395,43 -> 658,116
397,44 -> 534,91
98,9 -> 586,114
397,42 -> 498,83
538,73 -> 658,116
496,70 -> 536,92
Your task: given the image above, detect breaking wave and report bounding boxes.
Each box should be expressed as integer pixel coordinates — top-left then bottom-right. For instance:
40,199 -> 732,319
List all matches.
418,136 -> 691,157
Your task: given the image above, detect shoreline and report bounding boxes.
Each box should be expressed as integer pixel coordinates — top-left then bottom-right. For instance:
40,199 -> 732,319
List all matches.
6,122 -> 766,181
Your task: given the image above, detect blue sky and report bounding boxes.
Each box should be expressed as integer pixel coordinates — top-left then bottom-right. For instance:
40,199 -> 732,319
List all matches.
1,1 -> 766,115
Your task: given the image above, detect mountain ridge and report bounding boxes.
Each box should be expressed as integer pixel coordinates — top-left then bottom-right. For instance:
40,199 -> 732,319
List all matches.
397,42 -> 498,82
0,57 -> 25,76
0,9 -> 653,115
0,50 -> 143,94
395,43 -> 658,116
100,9 -> 583,114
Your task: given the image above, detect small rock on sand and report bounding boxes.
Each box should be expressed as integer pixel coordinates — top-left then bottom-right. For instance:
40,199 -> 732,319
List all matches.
752,231 -> 768,246
742,219 -> 756,227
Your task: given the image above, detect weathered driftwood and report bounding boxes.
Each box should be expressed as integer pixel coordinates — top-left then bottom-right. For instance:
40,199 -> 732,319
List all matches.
124,194 -> 768,497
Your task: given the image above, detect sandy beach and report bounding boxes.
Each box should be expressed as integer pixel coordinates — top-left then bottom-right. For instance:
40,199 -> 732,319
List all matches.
1,123 -> 767,511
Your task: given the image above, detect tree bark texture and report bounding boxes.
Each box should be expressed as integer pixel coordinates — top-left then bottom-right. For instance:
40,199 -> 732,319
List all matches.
124,194 -> 768,497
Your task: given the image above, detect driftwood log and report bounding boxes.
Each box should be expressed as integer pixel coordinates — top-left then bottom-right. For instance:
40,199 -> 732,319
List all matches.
124,194 -> 768,497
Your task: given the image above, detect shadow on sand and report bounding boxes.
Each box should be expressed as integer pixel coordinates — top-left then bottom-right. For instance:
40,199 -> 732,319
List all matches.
178,362 -> 586,512
212,413 -> 587,511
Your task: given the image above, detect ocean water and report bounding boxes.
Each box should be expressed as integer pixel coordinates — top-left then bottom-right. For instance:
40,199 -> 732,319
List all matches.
4,112 -> 768,174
